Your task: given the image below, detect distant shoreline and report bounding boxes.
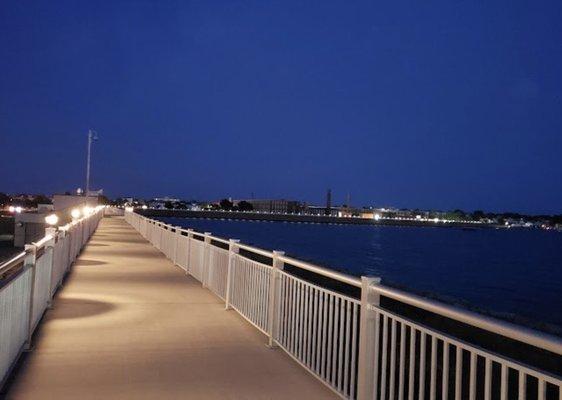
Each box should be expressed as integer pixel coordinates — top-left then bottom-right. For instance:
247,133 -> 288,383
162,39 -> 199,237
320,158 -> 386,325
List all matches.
138,208 -> 493,228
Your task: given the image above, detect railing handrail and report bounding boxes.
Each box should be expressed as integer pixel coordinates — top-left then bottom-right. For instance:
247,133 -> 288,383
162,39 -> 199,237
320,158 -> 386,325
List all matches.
139,214 -> 362,287
0,252 -> 26,277
370,282 -> 562,356
134,210 -> 562,358
0,208 -> 103,278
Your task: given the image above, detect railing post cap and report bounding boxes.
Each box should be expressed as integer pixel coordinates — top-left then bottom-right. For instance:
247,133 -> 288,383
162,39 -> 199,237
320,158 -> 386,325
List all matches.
361,275 -> 381,284
24,243 -> 37,252
229,238 -> 240,243
273,250 -> 285,256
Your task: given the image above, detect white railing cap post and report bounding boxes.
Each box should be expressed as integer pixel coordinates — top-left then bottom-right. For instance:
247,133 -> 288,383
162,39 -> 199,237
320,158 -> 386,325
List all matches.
24,244 -> 37,265
356,275 -> 382,400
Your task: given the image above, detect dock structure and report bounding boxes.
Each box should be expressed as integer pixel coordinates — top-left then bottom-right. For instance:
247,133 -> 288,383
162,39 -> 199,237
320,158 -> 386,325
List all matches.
4,217 -> 335,399
1,209 -> 561,399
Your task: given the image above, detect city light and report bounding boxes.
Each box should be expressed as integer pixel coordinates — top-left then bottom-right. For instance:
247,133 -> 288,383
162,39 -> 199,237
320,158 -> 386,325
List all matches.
374,213 -> 381,221
71,208 -> 81,219
15,206 -> 22,213
8,206 -> 15,212
142,205 -> 148,209
45,214 -> 59,225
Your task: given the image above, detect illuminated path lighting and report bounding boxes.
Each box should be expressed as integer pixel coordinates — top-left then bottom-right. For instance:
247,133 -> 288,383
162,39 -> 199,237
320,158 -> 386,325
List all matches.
45,214 -> 59,226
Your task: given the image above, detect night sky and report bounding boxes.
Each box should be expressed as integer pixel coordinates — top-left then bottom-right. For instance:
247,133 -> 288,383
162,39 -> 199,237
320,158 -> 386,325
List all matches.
1,1 -> 561,214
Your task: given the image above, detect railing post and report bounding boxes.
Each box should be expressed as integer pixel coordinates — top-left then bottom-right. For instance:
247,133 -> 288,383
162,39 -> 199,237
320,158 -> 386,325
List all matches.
225,239 -> 240,310
45,227 -> 57,307
357,276 -> 382,400
202,232 -> 212,287
173,226 -> 181,265
267,250 -> 285,348
24,244 -> 37,350
185,229 -> 194,275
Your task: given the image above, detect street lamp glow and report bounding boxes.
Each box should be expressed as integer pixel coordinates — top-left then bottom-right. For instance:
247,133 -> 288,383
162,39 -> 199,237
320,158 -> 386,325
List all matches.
142,205 -> 148,210
45,214 -> 59,225
71,209 -> 81,219
8,206 -> 15,212
374,213 -> 381,221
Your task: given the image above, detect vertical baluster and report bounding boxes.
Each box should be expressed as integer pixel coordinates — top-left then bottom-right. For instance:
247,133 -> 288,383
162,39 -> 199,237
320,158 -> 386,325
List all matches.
538,379 -> 545,400
327,293 -> 334,381
469,352 -> 477,400
297,281 -> 304,361
337,297 -> 345,392
389,319 -> 397,400
442,341 -> 450,400
381,315 -> 389,400
455,346 -> 463,400
307,285 -> 314,367
344,299 -> 351,397
282,274 -> 288,346
331,296 -> 339,386
316,289 -> 324,373
430,336 -> 437,400
321,290 -> 328,380
500,364 -> 508,400
408,328 -> 416,400
419,332 -> 426,400
311,287 -> 318,373
303,283 -> 309,364
350,303 -> 359,399
398,322 -> 406,400
484,358 -> 492,400
291,277 -> 297,355
518,372 -> 526,400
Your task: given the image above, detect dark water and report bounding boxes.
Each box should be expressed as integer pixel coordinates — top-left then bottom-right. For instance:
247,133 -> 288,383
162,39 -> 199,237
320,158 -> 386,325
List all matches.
161,217 -> 562,333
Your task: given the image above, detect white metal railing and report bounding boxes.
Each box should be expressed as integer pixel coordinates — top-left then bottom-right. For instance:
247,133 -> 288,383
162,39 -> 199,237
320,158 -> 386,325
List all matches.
0,206 -> 104,388
124,210 -> 562,400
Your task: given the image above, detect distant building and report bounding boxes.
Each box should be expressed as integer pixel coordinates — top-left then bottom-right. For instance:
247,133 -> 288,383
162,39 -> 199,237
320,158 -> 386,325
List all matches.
148,197 -> 181,209
304,206 -> 339,217
234,199 -> 303,214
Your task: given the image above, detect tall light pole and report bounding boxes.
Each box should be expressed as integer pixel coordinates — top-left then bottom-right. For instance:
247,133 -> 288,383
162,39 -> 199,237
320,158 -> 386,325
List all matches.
85,129 -> 98,196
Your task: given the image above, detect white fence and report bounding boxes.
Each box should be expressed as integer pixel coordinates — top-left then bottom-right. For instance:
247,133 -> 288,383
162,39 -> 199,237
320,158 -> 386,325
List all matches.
125,211 -> 562,400
0,207 -> 104,387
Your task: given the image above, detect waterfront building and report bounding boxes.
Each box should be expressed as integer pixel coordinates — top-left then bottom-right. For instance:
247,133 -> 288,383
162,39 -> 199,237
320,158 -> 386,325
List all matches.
234,199 -> 303,214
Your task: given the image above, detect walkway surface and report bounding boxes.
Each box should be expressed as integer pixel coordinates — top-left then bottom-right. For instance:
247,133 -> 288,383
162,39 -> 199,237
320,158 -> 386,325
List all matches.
6,217 -> 336,399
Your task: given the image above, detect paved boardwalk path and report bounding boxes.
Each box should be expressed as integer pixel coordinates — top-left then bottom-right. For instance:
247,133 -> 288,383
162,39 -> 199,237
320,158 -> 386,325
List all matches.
6,217 -> 335,399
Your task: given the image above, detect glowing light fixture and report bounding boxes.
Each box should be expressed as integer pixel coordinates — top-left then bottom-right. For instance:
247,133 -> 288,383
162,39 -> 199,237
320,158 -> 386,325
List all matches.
8,206 -> 15,212
374,213 -> 381,221
45,214 -> 59,225
71,209 -> 81,219
142,205 -> 148,210
15,206 -> 22,213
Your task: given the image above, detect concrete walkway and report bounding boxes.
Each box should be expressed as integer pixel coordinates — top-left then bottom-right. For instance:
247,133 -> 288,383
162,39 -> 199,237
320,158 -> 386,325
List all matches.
6,217 -> 336,399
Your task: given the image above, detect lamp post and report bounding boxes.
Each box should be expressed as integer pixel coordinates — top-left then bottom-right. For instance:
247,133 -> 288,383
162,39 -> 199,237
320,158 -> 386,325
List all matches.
85,129 -> 98,196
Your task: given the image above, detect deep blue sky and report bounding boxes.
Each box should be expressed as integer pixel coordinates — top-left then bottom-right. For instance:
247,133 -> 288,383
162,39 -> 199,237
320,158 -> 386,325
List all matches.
1,1 -> 561,214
